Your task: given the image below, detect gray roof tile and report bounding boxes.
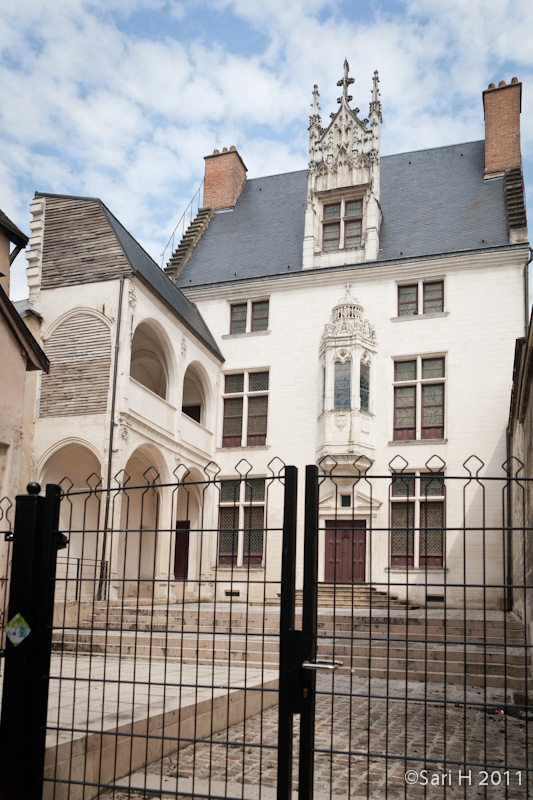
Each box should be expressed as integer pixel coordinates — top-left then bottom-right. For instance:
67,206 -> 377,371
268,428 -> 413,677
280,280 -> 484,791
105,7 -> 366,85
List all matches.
102,206 -> 223,359
178,140 -> 510,288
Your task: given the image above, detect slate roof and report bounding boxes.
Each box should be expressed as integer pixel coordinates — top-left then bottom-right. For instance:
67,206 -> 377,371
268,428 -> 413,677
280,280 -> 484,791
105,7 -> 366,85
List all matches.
35,193 -> 223,360
177,140 -> 511,289
101,206 -> 223,359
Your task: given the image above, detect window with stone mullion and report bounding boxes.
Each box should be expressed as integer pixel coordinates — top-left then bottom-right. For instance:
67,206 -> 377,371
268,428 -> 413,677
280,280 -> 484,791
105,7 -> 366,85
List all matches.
391,501 -> 415,567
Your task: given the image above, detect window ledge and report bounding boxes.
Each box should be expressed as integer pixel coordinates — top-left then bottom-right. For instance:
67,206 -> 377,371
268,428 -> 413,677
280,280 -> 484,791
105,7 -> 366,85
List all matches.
320,245 -> 363,255
390,312 -> 449,322
388,439 -> 447,446
215,566 -> 265,572
384,567 -> 448,573
217,445 -> 270,452
222,330 -> 271,340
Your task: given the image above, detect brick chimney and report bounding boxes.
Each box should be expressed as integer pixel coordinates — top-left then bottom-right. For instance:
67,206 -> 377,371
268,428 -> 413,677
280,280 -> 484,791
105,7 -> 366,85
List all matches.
483,78 -> 522,179
203,146 -> 247,210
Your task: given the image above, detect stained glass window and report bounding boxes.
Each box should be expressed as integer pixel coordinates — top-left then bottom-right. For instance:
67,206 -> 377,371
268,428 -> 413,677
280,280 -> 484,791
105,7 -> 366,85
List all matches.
360,362 -> 370,412
334,361 -> 351,410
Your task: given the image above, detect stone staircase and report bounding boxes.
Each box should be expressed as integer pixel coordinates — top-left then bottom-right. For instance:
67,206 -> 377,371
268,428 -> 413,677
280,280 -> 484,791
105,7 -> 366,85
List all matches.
52,603 -> 532,697
164,206 -> 213,281
295,583 -> 413,609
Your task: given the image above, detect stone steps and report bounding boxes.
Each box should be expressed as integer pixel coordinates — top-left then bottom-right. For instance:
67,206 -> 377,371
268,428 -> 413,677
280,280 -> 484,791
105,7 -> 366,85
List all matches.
52,623 -> 532,691
86,609 -> 525,644
56,603 -> 531,692
295,584 -> 412,609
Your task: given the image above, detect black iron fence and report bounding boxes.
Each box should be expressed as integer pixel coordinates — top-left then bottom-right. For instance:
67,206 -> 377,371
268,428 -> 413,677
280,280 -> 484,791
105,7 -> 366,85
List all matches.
0,456 -> 531,800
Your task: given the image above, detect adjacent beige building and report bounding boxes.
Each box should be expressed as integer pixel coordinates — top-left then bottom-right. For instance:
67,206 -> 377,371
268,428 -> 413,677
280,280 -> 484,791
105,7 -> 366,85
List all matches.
0,210 -> 49,622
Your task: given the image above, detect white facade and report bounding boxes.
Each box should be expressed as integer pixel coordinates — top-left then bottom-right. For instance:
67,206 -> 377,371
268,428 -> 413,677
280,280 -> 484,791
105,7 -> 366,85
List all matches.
183,247 -> 527,607
18,67 -> 529,610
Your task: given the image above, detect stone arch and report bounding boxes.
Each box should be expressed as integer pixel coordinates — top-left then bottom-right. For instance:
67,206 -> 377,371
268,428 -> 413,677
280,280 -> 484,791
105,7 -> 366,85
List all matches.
40,310 -> 112,417
171,467 -> 205,588
39,441 -> 103,601
181,360 -> 213,428
130,319 -> 175,402
116,444 -> 168,600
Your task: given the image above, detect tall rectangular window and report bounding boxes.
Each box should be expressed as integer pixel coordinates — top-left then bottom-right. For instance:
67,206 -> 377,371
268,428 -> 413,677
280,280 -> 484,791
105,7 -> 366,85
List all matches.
334,361 -> 351,410
398,285 -> 418,316
397,280 -> 444,317
218,478 -> 265,567
229,300 -> 269,334
230,304 -> 247,334
222,371 -> 269,447
360,362 -> 370,412
322,198 -> 363,251
390,473 -> 444,568
323,203 -> 341,251
423,282 -> 444,314
251,301 -> 269,332
393,357 -> 445,441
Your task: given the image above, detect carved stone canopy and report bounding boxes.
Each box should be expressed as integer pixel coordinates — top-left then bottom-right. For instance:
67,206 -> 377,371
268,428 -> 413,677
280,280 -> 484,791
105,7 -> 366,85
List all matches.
321,284 -> 377,344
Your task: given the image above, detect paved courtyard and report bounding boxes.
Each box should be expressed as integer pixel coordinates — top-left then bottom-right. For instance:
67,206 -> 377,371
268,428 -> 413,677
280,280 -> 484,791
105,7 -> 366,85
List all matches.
104,676 -> 531,800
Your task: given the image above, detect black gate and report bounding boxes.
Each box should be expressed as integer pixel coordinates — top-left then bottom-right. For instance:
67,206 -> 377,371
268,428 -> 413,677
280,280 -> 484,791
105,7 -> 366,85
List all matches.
0,456 -> 531,800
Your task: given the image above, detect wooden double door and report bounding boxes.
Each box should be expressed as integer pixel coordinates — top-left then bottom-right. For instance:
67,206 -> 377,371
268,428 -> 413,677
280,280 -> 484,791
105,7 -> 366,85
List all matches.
324,519 -> 366,583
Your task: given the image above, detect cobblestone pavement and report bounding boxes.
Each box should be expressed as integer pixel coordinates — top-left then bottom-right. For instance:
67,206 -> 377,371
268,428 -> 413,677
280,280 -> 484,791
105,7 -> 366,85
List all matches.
102,676 -> 531,800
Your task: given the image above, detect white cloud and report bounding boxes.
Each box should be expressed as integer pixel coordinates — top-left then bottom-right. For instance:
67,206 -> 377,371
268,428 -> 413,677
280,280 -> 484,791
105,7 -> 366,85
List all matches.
1,0 -> 532,301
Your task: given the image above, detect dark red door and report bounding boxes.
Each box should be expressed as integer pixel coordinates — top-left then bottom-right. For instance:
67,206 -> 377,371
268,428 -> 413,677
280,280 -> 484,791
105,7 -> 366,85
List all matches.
174,520 -> 190,579
325,519 -> 366,583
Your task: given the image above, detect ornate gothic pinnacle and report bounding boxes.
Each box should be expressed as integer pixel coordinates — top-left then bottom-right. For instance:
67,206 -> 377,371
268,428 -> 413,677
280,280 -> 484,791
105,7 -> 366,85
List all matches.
336,58 -> 355,105
312,84 -> 320,116
309,84 -> 322,134
370,69 -> 382,122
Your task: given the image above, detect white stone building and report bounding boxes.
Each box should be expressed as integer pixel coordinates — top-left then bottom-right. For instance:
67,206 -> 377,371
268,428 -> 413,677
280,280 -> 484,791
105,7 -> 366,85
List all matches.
20,66 -> 529,608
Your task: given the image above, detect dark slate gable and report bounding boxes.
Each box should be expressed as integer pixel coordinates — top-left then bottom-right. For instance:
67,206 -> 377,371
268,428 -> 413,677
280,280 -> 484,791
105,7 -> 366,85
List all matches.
101,206 -> 222,359
177,141 -> 509,288
178,170 -> 308,287
36,193 -> 222,360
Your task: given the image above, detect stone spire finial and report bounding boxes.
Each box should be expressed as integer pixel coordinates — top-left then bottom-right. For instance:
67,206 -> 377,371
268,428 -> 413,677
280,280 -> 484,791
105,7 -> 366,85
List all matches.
311,84 -> 320,116
309,84 -> 322,137
337,58 -> 354,105
369,70 -> 382,122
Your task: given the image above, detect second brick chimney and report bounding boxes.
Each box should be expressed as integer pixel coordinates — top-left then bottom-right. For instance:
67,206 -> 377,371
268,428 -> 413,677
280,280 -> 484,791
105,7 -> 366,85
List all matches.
203,146 -> 247,210
483,78 -> 522,179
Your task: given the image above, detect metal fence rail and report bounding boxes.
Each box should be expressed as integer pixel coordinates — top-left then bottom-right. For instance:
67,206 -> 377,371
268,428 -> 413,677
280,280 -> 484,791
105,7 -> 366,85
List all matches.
37,460 -> 292,800
301,457 -> 532,799
0,456 -> 531,799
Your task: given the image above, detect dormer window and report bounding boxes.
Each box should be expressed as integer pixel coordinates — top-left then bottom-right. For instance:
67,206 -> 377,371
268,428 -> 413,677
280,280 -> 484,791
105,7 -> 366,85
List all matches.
322,199 -> 363,251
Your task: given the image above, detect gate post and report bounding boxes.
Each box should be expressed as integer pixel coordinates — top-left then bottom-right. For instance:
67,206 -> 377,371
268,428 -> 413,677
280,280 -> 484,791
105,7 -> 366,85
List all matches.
277,465 -> 298,800
299,464 -> 319,799
0,483 -> 62,800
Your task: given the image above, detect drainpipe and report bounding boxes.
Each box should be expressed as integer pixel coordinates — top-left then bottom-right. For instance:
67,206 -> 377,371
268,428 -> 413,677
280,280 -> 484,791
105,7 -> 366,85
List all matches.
97,269 -> 133,600
506,427 -> 513,612
524,247 -> 532,335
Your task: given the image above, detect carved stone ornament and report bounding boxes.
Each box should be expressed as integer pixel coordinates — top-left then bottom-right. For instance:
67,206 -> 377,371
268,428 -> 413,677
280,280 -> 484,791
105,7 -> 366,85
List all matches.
361,350 -> 371,365
181,337 -> 187,357
119,415 -> 131,440
321,284 -> 377,345
334,412 -> 348,430
128,283 -> 137,309
334,349 -> 351,364
216,372 -> 221,387
308,62 -> 381,193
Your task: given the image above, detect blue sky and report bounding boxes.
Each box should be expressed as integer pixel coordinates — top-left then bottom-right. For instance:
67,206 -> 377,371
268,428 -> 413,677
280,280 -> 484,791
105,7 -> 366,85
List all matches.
2,0 -> 532,300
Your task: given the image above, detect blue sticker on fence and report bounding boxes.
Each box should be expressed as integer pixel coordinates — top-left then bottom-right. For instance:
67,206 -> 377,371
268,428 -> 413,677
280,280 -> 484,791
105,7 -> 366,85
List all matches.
6,613 -> 31,647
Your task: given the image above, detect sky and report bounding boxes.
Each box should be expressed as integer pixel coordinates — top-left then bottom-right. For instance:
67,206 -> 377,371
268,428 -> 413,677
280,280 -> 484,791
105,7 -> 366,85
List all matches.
1,0 -> 532,300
